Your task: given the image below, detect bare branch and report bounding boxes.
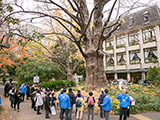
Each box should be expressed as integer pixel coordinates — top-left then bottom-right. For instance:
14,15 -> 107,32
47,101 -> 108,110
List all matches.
67,0 -> 78,12
48,0 -> 80,25
103,23 -> 121,40
104,0 -> 118,27
79,0 -> 101,41
44,32 -> 74,42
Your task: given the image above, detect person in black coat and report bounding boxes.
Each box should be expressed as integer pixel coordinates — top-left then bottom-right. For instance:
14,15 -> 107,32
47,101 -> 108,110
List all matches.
4,83 -> 11,97
30,85 -> 36,110
2,73 -> 6,85
14,89 -> 21,112
51,92 -> 57,107
9,78 -> 13,84
9,86 -> 16,108
45,93 -> 51,119
26,84 -> 30,100
68,88 -> 75,120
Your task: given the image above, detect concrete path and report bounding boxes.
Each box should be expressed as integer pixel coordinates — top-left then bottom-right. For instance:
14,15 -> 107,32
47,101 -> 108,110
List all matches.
0,85 -> 159,120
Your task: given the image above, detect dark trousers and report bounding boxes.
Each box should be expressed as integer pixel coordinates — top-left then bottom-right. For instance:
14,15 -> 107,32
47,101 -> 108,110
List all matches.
104,110 -> 109,120
88,106 -> 94,120
68,106 -> 72,120
26,93 -> 29,100
46,110 -> 50,118
37,106 -> 41,114
100,107 -> 105,118
127,108 -> 130,117
10,96 -> 14,107
4,92 -> 9,98
119,107 -> 127,120
31,99 -> 36,110
60,108 -> 69,120
14,102 -> 20,110
20,93 -> 25,102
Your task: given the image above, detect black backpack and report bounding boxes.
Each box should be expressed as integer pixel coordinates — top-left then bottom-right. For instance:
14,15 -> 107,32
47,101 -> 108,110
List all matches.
68,92 -> 75,105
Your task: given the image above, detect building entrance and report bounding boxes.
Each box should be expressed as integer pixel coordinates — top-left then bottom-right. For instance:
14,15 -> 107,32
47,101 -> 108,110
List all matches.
106,74 -> 114,81
118,73 -> 127,80
130,72 -> 142,83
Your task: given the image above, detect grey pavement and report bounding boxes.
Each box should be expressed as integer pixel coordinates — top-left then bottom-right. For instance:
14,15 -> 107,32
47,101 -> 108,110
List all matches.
0,85 -> 159,120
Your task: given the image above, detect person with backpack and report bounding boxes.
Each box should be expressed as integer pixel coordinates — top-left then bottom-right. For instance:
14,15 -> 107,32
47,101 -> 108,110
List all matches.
76,93 -> 84,120
75,90 -> 84,117
68,88 -> 75,120
100,89 -> 111,120
117,89 -> 130,120
86,92 -> 95,120
98,89 -> 105,118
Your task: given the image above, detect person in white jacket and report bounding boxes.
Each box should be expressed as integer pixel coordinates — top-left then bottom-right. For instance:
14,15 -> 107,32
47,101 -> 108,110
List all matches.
36,89 -> 43,115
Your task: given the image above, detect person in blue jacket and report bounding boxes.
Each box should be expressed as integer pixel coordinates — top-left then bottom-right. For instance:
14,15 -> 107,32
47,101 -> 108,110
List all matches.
19,83 -> 27,102
117,89 -> 130,120
59,88 -> 71,120
100,89 -> 111,120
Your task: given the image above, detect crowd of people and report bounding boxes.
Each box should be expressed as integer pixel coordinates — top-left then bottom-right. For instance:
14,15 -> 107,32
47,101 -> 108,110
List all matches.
3,82 -> 133,120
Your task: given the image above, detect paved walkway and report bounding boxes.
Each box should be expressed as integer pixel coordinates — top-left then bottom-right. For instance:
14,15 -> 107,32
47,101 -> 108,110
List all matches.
0,86 -> 159,120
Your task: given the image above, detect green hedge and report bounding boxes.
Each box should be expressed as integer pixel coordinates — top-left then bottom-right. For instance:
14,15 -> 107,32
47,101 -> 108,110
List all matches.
38,80 -> 76,91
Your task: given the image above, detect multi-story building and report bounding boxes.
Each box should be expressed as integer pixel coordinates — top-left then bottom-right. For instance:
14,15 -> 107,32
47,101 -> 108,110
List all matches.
104,5 -> 160,83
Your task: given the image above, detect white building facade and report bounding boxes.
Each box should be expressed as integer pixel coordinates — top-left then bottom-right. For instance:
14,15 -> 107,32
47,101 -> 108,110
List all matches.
104,5 -> 160,83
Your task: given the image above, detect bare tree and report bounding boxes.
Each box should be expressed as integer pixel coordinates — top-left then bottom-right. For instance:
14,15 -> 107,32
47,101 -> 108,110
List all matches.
4,0 -> 157,89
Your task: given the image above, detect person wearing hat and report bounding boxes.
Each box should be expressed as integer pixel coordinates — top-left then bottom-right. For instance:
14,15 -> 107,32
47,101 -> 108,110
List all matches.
98,88 -> 105,118
100,89 -> 111,120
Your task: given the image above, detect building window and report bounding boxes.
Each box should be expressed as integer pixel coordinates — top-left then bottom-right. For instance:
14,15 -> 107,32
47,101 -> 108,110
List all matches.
128,31 -> 140,46
129,17 -> 134,26
116,35 -> 126,48
105,38 -> 114,51
129,50 -> 141,64
117,52 -> 126,65
106,54 -> 114,67
144,47 -> 158,63
143,11 -> 149,22
143,27 -> 156,43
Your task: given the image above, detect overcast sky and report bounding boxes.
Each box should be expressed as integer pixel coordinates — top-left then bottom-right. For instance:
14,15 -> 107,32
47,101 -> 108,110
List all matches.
10,0 -> 160,30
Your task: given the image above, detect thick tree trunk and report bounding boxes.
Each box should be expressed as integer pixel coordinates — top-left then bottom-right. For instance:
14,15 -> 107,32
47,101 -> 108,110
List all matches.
85,54 -> 107,89
67,69 -> 73,80
67,62 -> 73,80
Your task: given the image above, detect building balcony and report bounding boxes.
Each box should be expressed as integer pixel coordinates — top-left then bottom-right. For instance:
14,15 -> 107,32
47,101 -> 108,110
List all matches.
128,44 -> 140,51
142,62 -> 159,68
105,66 -> 114,71
115,65 -> 126,70
143,41 -> 157,48
105,49 -> 114,54
115,47 -> 126,53
128,64 -> 141,69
